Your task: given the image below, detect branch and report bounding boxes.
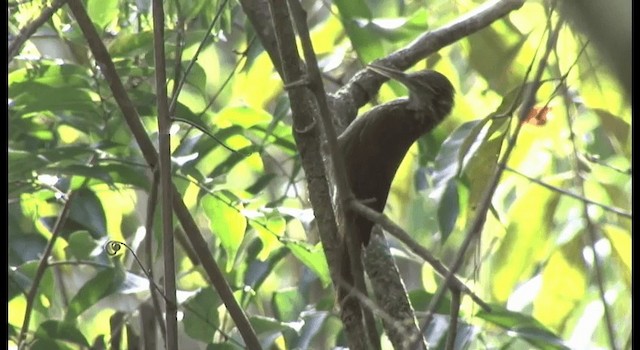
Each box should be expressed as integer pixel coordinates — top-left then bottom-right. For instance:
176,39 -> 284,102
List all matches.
151,0 -> 179,347
350,200 -> 491,312
364,232 -> 428,350
286,1 -> 381,348
66,1 -> 261,347
417,12 -> 562,343
560,55 -> 619,350
237,0 -> 284,78
8,0 -> 68,62
504,167 -> 631,219
18,184 -> 77,347
239,0 -> 525,132
331,0 -> 526,129
266,1 -> 376,349
444,289 -> 461,350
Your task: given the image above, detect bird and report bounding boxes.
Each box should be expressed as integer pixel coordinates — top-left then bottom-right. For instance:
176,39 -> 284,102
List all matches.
338,63 -> 455,248
334,64 -> 454,347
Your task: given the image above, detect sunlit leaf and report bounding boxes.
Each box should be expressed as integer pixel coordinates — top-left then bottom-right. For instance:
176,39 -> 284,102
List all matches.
214,106 -> 273,129
247,210 -> 286,261
491,185 -> 558,302
285,241 -> 331,287
601,223 -> 631,286
202,194 -> 247,271
86,0 -> 119,30
533,236 -> 586,330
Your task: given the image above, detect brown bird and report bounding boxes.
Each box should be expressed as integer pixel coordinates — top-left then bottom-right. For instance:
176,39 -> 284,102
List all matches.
338,64 -> 455,248
335,64 -> 454,348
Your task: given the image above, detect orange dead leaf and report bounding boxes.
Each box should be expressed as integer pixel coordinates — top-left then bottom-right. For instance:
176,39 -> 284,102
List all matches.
523,106 -> 550,126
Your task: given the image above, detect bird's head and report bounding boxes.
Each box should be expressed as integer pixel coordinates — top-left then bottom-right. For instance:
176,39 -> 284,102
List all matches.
368,64 -> 455,122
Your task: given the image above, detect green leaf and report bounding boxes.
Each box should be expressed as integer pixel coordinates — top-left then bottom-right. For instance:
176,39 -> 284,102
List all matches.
30,338 -> 72,350
93,162 -> 150,190
65,267 -> 125,321
67,188 -> 107,239
44,164 -> 111,185
462,115 -> 509,220
491,186 -> 558,302
202,194 -> 247,271
365,9 -> 429,43
333,0 -> 384,63
37,145 -> 97,163
12,261 -> 56,314
34,320 -> 90,347
601,223 -> 631,286
214,106 -> 273,129
284,241 -> 331,287
467,25 -> 527,94
437,180 -> 460,242
272,288 -> 305,322
247,210 -> 286,261
86,0 -> 119,30
533,236 -> 586,330
408,289 -> 451,314
12,83 -> 99,115
65,231 -> 98,260
9,63 -> 91,93
108,31 -> 154,57
8,149 -> 48,182
593,108 -> 630,149
432,119 -> 485,194
206,343 -> 244,350
476,305 -> 570,350
183,287 -> 221,343
250,315 -> 298,334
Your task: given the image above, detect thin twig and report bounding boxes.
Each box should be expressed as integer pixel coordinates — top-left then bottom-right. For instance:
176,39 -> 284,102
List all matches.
504,167 -> 631,219
560,54 -> 619,350
168,0 -> 230,114
18,190 -> 73,348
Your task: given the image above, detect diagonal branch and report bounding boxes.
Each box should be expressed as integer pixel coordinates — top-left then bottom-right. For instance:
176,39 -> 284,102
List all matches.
416,11 -> 563,344
240,0 -> 525,131
350,200 -> 491,312
331,0 -> 525,129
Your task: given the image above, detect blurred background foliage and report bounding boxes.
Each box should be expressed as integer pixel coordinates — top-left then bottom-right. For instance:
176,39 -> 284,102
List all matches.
8,0 -> 630,349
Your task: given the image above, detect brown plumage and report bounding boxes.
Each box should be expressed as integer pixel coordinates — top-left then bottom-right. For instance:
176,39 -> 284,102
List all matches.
335,65 -> 454,347
338,64 -> 455,247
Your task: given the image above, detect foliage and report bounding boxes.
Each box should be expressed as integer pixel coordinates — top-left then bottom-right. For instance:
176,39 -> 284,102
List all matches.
8,0 -> 630,349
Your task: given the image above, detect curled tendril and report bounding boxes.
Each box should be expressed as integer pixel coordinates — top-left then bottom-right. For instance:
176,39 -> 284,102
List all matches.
105,240 -> 126,256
